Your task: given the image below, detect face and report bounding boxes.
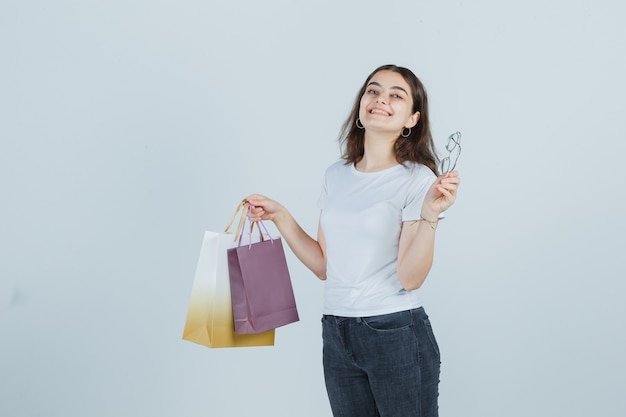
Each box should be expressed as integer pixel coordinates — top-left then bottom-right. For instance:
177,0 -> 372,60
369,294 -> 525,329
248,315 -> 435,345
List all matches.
358,70 -> 420,135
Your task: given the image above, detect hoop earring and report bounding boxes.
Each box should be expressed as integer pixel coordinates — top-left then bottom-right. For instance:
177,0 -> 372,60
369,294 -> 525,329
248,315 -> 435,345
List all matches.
356,118 -> 364,129
401,127 -> 411,138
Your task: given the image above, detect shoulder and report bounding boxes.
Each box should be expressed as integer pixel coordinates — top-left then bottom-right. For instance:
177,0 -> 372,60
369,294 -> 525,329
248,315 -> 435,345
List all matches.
327,159 -> 349,170
401,161 -> 437,183
324,159 -> 351,176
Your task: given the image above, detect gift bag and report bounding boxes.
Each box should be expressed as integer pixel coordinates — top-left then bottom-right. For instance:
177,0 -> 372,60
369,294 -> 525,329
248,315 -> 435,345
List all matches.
182,202 -> 275,348
227,210 -> 299,334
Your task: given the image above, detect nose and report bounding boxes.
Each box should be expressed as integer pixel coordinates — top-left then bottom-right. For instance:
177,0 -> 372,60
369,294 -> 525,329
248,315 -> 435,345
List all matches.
376,93 -> 388,105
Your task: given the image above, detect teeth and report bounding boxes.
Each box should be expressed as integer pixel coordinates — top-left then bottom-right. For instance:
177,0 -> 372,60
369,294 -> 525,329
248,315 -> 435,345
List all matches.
370,109 -> 389,116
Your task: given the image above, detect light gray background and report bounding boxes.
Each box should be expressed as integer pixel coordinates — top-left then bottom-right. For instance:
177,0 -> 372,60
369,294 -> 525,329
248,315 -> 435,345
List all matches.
1,0 -> 625,416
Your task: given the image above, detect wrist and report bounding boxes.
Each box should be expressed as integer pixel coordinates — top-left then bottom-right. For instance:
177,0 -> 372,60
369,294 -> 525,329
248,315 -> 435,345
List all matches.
419,213 -> 439,230
419,211 -> 439,223
271,206 -> 289,225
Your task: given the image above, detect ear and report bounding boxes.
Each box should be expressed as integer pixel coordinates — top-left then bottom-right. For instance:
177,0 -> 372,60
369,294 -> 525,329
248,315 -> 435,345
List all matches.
406,111 -> 420,129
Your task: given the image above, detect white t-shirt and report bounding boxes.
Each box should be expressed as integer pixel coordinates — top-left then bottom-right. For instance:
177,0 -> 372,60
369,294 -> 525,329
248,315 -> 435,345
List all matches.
317,160 -> 436,317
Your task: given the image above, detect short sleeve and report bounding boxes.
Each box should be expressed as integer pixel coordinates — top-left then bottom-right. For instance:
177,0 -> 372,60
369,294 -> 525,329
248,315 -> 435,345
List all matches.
401,166 -> 437,222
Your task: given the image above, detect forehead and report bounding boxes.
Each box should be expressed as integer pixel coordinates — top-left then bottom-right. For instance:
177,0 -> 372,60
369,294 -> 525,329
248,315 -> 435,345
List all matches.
367,70 -> 411,92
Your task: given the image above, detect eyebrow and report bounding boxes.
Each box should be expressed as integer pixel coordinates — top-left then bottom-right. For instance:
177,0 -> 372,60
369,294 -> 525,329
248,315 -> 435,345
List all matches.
367,81 -> 409,95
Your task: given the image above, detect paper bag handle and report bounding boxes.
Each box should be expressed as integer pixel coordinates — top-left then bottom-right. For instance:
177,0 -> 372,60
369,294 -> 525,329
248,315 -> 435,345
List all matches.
224,199 -> 249,241
224,199 -> 268,244
236,207 -> 274,249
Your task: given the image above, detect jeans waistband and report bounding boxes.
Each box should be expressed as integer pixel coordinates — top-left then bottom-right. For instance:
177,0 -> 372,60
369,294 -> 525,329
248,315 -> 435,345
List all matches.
323,306 -> 424,321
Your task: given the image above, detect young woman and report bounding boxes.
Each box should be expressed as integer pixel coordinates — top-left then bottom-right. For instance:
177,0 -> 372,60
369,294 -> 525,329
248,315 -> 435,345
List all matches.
248,64 -> 460,417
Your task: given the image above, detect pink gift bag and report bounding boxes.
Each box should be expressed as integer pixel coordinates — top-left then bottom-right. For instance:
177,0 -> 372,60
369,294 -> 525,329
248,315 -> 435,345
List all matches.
227,207 -> 299,334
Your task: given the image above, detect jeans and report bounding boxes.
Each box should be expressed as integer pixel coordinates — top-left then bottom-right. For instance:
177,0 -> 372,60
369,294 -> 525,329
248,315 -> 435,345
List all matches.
322,307 -> 441,417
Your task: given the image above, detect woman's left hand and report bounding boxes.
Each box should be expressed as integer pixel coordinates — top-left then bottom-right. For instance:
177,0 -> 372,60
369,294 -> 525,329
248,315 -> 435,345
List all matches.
421,171 -> 461,219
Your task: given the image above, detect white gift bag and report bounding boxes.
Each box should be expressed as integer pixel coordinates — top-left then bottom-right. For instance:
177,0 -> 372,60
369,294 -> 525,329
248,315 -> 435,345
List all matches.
182,202 -> 275,348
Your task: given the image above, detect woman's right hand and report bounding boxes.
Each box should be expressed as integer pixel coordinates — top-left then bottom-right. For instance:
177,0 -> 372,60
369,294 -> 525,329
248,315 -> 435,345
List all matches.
246,194 -> 285,223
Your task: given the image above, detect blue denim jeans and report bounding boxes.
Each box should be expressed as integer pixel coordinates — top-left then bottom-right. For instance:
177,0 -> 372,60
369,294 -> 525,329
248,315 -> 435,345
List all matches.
322,307 -> 441,417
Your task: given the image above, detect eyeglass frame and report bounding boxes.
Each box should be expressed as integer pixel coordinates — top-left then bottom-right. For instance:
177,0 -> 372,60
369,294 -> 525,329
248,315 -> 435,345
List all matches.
439,131 -> 461,175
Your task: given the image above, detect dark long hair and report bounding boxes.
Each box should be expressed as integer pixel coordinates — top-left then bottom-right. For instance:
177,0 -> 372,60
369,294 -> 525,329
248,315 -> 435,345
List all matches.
339,64 -> 439,175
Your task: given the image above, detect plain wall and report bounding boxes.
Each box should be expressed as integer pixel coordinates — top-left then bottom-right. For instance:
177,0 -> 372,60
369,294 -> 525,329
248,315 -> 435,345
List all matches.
1,0 -> 625,416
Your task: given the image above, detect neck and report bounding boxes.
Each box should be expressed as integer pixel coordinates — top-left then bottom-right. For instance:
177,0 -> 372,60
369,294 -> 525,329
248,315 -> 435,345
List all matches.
356,131 -> 398,172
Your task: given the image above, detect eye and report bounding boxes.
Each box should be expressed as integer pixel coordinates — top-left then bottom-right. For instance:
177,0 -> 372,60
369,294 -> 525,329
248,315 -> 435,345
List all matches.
367,89 -> 378,95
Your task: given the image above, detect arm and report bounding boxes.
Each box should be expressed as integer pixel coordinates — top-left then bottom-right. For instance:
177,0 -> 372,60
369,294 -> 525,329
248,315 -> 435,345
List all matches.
247,194 -> 327,280
396,171 -> 461,290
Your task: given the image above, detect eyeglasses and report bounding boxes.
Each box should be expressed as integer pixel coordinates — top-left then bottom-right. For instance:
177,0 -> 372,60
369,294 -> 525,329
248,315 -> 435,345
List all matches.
439,131 -> 462,175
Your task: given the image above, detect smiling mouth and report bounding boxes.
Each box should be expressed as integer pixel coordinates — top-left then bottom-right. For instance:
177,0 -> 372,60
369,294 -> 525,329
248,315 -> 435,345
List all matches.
369,108 -> 391,116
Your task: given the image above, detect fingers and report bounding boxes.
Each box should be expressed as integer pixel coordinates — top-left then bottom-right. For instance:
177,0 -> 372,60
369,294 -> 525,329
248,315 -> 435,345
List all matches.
438,179 -> 459,193
441,170 -> 459,179
436,184 -> 456,201
437,181 -> 459,198
442,170 -> 460,182
438,171 -> 461,190
246,194 -> 266,207
245,194 -> 279,222
249,209 -> 265,222
246,194 -> 270,211
433,171 -> 460,211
